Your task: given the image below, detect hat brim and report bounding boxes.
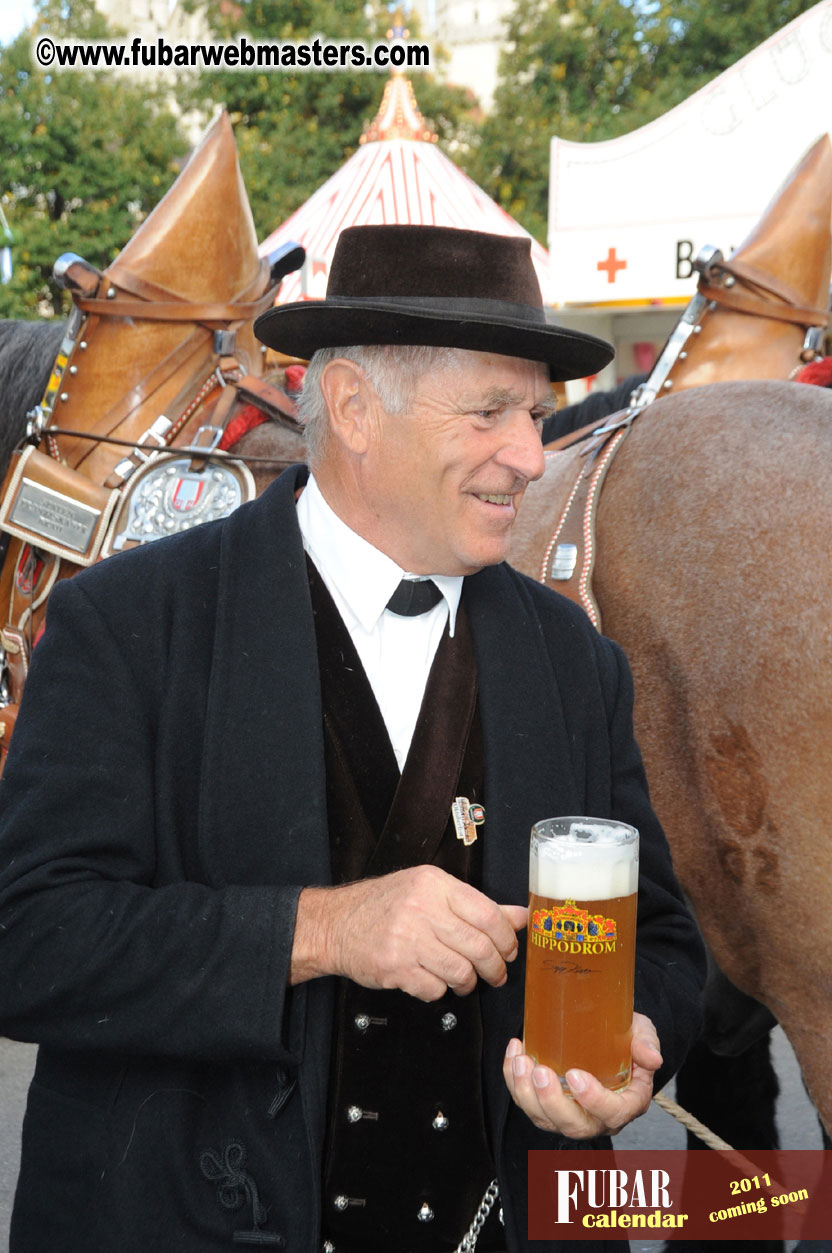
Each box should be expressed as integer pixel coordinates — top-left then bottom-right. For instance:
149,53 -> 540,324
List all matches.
254,300 -> 613,383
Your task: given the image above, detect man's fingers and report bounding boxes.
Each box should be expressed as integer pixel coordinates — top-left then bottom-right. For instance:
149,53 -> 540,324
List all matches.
300,868 -> 528,998
446,881 -> 526,960
429,916 -> 512,988
501,903 -> 529,934
409,964 -> 455,1002
564,1062 -> 654,1126
404,886 -> 527,992
502,1014 -> 658,1139
631,1012 -> 662,1070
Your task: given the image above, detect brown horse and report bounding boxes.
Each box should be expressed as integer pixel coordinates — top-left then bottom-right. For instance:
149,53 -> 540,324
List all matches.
0,110 -> 306,751
509,376 -> 832,1137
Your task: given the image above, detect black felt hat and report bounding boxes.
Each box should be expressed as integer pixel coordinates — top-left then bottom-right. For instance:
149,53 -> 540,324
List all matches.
253,225 -> 613,382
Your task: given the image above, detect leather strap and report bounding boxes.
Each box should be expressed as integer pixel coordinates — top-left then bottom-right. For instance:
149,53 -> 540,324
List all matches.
714,257 -> 826,310
74,290 -> 278,325
0,701 -> 18,758
544,412 -> 624,454
79,257 -> 279,326
698,282 -> 829,328
538,425 -> 632,632
233,374 -> 299,429
105,257 -> 271,307
698,256 -> 829,328
59,259 -> 279,469
0,626 -> 29,705
58,331 -> 216,472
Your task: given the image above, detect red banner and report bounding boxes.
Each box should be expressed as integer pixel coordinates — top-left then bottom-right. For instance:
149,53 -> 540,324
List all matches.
528,1150 -> 832,1240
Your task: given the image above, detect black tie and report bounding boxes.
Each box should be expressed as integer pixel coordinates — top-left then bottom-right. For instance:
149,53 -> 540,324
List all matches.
385,578 -> 443,617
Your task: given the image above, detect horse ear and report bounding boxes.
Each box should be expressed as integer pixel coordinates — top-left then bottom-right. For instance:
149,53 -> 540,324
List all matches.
736,133 -> 832,314
107,109 -> 261,304
659,133 -> 832,393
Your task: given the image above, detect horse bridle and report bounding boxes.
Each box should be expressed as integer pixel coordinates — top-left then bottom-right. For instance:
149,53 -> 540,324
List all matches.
28,249 -> 304,460
0,245 -> 306,743
537,244 -> 831,631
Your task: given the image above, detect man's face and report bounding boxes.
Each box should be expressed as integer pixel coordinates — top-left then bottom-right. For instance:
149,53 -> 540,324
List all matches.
360,350 -> 552,576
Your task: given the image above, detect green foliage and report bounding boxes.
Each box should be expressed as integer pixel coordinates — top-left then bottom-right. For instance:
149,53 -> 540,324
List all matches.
5,0 -> 811,316
0,0 -> 476,316
0,0 -> 187,318
660,0 -> 819,83
460,0 -> 819,242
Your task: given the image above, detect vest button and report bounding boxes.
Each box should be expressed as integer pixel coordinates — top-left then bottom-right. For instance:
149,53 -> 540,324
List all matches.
353,1013 -> 387,1031
323,1244 -> 335,1252
418,1202 -> 434,1223
440,1012 -> 458,1031
346,1105 -> 362,1123
334,1196 -> 349,1211
432,1110 -> 449,1131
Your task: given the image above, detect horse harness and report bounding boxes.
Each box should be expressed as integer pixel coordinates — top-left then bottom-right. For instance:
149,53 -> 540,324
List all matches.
0,246 -> 306,760
538,245 -> 830,631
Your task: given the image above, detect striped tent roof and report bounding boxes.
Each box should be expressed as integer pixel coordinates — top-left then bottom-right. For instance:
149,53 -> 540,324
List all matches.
260,74 -> 554,306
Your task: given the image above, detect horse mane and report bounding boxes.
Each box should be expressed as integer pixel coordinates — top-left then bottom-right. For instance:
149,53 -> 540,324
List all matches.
542,372 -> 646,445
0,320 -> 65,474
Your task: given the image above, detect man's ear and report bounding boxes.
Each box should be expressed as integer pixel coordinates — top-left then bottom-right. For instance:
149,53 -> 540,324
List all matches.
319,359 -> 376,455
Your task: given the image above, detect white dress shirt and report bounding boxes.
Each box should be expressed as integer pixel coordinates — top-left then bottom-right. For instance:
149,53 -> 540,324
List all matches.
296,475 -> 463,770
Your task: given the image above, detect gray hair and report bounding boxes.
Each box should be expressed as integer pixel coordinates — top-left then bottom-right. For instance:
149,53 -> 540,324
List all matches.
296,344 -> 461,464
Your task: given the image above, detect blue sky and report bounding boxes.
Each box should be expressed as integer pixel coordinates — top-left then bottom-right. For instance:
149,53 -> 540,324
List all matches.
0,0 -> 36,45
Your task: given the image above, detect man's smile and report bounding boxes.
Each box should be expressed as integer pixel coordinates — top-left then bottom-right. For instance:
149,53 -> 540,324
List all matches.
475,492 -> 514,506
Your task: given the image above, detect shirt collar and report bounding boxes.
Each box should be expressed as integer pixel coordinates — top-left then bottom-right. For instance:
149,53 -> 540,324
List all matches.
296,474 -> 462,634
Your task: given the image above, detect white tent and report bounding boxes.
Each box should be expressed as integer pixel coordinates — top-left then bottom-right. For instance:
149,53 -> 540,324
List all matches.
548,0 -> 832,308
260,73 -> 555,306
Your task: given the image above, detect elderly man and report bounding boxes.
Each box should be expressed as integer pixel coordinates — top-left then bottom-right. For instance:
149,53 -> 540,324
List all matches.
0,225 -> 704,1253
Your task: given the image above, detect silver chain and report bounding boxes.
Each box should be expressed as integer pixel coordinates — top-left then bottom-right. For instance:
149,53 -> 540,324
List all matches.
454,1178 -> 500,1253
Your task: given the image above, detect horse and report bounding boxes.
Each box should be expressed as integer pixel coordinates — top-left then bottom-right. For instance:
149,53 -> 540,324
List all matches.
527,138 -> 832,1192
0,109 -> 306,752
510,377 -> 832,1144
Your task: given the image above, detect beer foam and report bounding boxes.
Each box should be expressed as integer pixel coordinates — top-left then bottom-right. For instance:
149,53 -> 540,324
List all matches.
531,823 -> 638,900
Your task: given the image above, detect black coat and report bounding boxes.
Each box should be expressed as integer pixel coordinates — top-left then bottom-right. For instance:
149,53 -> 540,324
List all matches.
0,465 -> 704,1252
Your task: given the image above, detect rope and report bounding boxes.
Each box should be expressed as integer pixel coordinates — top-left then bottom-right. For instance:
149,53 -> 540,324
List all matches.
652,1091 -> 734,1152
652,1091 -> 794,1201
41,427 -> 300,467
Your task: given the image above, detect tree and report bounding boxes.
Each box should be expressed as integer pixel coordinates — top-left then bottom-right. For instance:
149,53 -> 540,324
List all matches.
461,0 -> 819,242
0,0 -> 187,319
641,0 -> 821,117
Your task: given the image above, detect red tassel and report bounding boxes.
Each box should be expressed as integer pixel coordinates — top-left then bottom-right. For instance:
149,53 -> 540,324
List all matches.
795,356 -> 832,387
285,364 -> 306,393
218,404 -> 270,451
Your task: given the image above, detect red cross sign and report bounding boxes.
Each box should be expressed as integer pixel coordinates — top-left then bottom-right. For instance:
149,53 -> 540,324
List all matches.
597,247 -> 627,283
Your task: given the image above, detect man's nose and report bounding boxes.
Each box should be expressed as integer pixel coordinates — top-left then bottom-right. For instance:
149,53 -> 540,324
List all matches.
496,412 -> 546,483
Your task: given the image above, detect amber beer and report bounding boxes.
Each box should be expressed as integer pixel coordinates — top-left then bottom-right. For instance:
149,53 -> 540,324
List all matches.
524,817 -> 639,1091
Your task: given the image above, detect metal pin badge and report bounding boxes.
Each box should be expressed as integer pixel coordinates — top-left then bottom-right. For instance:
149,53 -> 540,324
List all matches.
451,797 -> 485,846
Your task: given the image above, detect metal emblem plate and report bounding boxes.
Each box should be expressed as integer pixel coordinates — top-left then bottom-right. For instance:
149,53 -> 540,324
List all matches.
451,796 -> 485,846
112,458 -> 250,550
10,478 -> 101,554
550,543 -> 578,581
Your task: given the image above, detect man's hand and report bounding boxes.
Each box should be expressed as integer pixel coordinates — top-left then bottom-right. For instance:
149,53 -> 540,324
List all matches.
290,865 -> 527,1001
502,1012 -> 662,1139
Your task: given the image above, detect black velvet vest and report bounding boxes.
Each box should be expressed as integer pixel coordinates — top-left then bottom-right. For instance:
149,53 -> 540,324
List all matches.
308,561 -> 503,1253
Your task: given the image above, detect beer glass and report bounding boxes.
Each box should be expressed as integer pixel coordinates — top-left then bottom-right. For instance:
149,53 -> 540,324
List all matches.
524,817 -> 639,1091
